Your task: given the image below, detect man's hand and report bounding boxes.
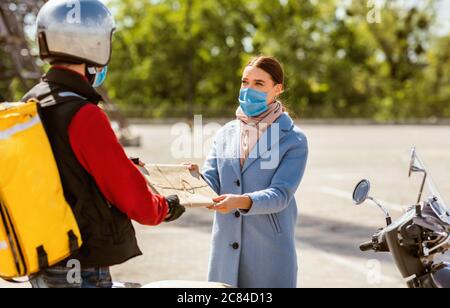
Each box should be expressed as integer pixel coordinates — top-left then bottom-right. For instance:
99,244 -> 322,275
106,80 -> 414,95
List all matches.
164,195 -> 186,222
130,157 -> 146,167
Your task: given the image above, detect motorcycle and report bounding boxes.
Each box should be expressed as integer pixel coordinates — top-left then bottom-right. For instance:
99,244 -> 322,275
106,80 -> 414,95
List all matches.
353,148 -> 450,288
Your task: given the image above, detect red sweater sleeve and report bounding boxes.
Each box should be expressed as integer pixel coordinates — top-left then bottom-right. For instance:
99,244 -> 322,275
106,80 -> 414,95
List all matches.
68,104 -> 168,226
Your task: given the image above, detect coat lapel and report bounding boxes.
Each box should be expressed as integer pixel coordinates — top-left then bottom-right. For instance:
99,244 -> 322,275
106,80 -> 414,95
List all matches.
241,113 -> 294,174
228,121 -> 243,179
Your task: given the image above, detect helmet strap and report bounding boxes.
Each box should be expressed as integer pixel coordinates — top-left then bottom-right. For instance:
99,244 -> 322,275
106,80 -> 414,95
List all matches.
86,67 -> 97,85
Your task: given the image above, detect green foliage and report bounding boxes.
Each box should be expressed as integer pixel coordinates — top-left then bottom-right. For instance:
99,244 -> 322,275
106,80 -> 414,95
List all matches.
0,49 -> 30,101
2,0 -> 449,119
106,0 -> 450,119
107,0 -> 252,118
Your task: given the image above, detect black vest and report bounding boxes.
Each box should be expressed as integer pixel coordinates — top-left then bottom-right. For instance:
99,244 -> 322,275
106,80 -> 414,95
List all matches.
22,68 -> 142,268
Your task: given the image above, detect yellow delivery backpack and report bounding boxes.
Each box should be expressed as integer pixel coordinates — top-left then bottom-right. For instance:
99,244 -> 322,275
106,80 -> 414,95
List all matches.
0,100 -> 82,279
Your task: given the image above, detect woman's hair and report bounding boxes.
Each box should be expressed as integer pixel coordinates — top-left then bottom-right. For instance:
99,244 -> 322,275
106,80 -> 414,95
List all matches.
246,55 -> 296,117
247,56 -> 284,86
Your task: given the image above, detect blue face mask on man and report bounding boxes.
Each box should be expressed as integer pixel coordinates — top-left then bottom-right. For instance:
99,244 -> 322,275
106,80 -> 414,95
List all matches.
239,88 -> 269,117
88,66 -> 108,88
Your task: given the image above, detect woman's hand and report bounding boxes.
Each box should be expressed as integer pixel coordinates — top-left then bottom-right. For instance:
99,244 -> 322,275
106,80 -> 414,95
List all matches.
208,194 -> 253,215
183,162 -> 200,174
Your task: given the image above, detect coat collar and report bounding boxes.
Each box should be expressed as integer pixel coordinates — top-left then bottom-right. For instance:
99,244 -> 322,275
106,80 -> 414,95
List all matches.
42,67 -> 103,104
229,113 -> 294,177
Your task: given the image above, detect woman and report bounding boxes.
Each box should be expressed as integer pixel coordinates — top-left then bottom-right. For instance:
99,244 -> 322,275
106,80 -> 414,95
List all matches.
186,56 -> 308,288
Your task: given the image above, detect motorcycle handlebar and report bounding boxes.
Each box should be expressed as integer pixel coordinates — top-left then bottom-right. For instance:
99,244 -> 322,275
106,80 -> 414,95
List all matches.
360,241 -> 374,252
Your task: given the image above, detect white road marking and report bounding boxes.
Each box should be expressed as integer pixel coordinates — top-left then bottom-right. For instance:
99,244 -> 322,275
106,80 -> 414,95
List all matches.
320,186 -> 406,213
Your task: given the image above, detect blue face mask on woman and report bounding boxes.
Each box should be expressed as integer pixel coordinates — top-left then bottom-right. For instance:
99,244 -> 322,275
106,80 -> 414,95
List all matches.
88,66 -> 108,88
239,88 -> 269,117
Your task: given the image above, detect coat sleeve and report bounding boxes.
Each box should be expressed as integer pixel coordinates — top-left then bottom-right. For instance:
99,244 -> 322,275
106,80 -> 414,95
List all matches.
201,135 -> 221,195
68,104 -> 169,226
241,132 -> 308,216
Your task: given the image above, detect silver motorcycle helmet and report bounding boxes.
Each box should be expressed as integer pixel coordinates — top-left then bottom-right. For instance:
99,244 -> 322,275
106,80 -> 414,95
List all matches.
36,0 -> 116,67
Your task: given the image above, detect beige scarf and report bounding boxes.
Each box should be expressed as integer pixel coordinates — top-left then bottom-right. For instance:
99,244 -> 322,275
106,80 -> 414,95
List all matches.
236,101 -> 284,168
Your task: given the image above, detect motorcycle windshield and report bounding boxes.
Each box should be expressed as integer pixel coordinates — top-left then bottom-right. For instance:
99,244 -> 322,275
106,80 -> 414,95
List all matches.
428,177 -> 449,213
415,151 -> 450,223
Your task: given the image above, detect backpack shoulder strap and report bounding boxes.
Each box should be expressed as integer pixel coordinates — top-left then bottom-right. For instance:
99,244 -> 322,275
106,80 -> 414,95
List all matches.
22,82 -> 89,108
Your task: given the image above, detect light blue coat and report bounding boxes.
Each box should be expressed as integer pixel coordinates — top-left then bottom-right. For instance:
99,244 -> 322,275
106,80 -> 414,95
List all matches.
202,113 -> 308,288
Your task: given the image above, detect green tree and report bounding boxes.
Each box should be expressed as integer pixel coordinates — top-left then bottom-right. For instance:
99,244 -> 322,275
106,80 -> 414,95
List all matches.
2,0 -> 449,120
107,0 -> 253,118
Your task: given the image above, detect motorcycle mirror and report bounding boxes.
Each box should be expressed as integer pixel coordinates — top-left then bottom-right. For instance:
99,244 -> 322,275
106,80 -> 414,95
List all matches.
409,147 -> 426,175
409,147 -> 416,177
353,179 -> 371,205
352,179 -> 392,225
408,147 -> 428,204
